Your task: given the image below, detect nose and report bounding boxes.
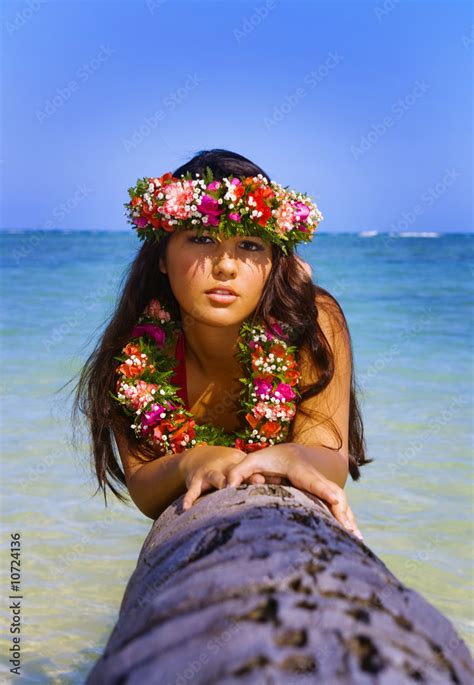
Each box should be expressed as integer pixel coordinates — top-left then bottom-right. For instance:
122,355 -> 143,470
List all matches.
212,242 -> 238,277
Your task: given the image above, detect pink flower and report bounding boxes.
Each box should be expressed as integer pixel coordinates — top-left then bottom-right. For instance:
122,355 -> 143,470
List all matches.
162,181 -> 194,219
231,178 -> 242,187
266,322 -> 284,339
266,317 -> 289,341
293,201 -> 310,222
253,401 -> 269,419
254,378 -> 273,398
197,195 -> 225,226
133,216 -> 149,228
144,299 -> 171,322
141,404 -> 167,432
131,323 -> 167,347
207,181 -> 221,190
228,213 -> 241,222
275,382 -> 296,401
273,199 -> 295,235
122,380 -> 159,411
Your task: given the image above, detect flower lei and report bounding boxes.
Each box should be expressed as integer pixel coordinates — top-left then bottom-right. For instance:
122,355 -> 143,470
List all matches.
110,299 -> 302,455
124,167 -> 324,256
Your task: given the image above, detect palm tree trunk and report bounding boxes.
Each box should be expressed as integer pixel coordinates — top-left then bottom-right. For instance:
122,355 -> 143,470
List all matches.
86,484 -> 473,684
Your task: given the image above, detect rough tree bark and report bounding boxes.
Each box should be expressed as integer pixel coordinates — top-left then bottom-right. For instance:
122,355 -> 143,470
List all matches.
86,484 -> 473,684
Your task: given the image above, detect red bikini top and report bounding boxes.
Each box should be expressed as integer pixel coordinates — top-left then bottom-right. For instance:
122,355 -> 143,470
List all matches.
170,330 -> 189,410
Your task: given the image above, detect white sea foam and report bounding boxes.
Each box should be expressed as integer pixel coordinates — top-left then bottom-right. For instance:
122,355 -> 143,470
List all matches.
389,231 -> 440,238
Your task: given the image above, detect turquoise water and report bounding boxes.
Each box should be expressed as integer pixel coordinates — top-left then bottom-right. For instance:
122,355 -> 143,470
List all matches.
0,230 -> 472,683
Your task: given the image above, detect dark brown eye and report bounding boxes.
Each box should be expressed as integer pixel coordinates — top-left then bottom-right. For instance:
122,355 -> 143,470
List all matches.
188,235 -> 214,244
240,241 -> 264,251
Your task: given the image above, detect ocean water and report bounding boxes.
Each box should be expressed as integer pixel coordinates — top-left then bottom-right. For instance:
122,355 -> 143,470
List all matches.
0,230 -> 472,683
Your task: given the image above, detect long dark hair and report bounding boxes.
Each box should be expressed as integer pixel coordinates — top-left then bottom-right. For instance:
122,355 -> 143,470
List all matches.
69,148 -> 372,506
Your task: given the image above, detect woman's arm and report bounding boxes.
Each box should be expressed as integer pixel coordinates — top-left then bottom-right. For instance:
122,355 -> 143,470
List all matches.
113,430 -> 254,519
113,428 -> 191,519
275,442 -> 348,488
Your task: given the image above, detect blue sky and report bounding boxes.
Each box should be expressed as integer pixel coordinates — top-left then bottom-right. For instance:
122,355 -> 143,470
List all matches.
2,0 -> 472,233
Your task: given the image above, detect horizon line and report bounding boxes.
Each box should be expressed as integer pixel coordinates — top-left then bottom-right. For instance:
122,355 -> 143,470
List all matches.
0,228 -> 472,236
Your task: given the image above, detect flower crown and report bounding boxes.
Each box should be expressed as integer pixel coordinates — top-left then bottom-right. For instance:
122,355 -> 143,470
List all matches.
124,166 -> 324,255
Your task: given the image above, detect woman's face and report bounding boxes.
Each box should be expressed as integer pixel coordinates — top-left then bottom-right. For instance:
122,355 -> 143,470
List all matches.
159,228 -> 273,327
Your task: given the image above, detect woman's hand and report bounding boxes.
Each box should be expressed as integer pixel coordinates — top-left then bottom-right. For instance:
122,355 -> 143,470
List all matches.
225,444 -> 363,540
180,444 -> 254,511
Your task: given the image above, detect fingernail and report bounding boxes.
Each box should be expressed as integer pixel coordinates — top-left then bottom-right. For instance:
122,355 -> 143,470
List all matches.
354,530 -> 364,540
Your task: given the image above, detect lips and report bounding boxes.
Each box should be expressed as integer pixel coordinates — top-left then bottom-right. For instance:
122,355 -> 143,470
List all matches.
205,287 -> 238,296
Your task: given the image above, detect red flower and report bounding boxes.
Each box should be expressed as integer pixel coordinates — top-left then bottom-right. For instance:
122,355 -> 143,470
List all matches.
123,343 -> 141,356
116,361 -> 145,378
249,186 -> 274,227
158,172 -> 176,186
285,369 -> 300,386
260,420 -> 281,438
233,184 -> 245,201
141,203 -> 156,217
149,216 -> 163,229
245,442 -> 267,453
245,413 -> 259,429
269,343 -> 286,358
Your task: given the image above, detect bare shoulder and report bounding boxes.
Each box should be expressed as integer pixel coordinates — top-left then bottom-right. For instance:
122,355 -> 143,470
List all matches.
299,289 -> 352,384
315,290 -> 351,347
292,288 -> 352,459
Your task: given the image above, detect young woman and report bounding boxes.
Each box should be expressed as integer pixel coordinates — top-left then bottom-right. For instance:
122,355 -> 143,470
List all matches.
71,148 -> 371,540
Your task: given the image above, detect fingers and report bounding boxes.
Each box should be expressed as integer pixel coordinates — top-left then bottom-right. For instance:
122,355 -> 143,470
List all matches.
288,463 -> 340,506
227,456 -> 260,487
330,496 -> 364,540
182,470 -> 226,511
182,480 -> 205,511
286,464 -> 364,539
247,474 -> 266,485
